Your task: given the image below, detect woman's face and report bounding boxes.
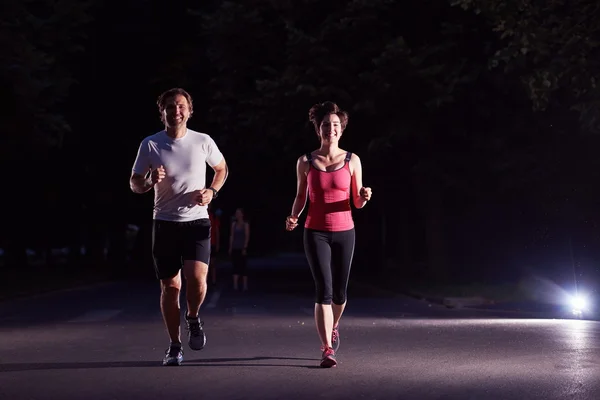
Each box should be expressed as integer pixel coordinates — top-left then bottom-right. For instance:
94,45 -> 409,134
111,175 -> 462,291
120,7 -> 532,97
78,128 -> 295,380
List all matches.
318,113 -> 342,143
235,209 -> 244,219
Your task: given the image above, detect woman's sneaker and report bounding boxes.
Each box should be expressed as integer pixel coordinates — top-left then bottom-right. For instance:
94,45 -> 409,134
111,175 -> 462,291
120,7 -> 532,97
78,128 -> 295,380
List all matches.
320,346 -> 337,368
186,315 -> 206,350
332,326 -> 340,352
163,345 -> 183,366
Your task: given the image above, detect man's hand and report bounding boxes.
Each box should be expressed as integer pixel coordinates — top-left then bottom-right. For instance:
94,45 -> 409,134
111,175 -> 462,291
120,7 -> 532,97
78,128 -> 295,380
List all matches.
195,188 -> 214,206
150,165 -> 166,185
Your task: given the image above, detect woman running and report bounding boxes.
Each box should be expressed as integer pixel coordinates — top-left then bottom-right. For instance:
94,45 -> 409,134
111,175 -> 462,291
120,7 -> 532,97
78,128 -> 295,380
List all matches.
285,101 -> 372,368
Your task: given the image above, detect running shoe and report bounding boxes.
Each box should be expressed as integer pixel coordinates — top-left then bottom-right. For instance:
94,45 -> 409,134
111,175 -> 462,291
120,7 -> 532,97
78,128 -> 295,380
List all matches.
320,346 -> 337,368
186,315 -> 206,350
332,325 -> 340,352
163,345 -> 183,366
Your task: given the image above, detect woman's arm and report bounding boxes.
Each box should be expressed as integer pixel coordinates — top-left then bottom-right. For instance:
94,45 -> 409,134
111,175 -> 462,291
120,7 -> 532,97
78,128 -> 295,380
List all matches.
229,222 -> 235,253
243,222 -> 250,253
350,154 -> 371,208
286,155 -> 310,230
215,219 -> 220,251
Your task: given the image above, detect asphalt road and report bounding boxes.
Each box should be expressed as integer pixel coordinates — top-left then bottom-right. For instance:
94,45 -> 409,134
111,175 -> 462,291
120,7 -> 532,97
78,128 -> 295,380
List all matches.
1,256 -> 599,400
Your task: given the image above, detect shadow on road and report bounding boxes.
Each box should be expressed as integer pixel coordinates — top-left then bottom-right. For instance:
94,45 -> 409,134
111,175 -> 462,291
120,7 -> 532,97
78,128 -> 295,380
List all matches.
0,356 -> 321,372
184,356 -> 321,369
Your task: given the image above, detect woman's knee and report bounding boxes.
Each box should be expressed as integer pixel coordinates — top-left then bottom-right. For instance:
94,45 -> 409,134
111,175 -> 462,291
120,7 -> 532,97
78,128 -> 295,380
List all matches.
332,292 -> 347,305
316,298 -> 333,305
315,286 -> 333,304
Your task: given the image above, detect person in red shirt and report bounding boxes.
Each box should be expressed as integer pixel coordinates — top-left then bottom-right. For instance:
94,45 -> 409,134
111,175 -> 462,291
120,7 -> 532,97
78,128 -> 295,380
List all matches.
285,101 -> 372,368
208,203 -> 221,285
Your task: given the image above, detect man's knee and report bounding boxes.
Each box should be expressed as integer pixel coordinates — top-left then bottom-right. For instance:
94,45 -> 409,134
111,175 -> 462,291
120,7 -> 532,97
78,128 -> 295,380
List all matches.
160,276 -> 181,298
183,260 -> 208,283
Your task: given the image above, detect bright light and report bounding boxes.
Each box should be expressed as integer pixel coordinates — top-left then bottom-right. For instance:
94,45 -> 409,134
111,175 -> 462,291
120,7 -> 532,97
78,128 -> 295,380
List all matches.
570,295 -> 588,311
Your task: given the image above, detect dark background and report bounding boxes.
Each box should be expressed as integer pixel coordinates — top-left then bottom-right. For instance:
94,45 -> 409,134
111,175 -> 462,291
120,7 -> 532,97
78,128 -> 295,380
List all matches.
2,0 -> 600,295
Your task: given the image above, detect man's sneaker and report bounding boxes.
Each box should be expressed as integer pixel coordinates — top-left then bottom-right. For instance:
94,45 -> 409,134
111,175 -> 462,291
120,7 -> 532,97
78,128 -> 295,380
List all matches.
163,345 -> 183,366
320,346 -> 337,368
332,326 -> 340,352
186,315 -> 206,350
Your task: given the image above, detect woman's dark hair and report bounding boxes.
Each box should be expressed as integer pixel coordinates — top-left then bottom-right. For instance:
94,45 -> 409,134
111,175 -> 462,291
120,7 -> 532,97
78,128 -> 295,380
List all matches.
308,101 -> 349,133
157,88 -> 194,119
232,207 -> 249,224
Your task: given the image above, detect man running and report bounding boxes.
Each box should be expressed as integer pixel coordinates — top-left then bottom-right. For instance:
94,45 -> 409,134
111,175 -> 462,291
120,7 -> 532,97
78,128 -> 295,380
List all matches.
130,88 -> 228,366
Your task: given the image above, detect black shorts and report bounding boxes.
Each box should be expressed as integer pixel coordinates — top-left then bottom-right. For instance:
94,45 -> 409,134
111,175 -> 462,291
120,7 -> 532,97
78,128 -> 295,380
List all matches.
152,218 -> 211,280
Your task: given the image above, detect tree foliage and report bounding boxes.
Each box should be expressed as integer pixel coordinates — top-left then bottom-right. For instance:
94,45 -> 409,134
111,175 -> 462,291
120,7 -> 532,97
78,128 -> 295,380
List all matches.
0,0 -> 93,267
0,0 -> 92,160
194,1 -> 488,158
451,0 -> 600,132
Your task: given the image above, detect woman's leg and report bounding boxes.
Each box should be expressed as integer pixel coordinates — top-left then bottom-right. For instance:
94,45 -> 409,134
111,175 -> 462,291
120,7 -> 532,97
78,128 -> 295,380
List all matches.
231,250 -> 242,290
209,250 -> 218,285
241,253 -> 248,291
303,229 -> 334,348
331,228 -> 356,328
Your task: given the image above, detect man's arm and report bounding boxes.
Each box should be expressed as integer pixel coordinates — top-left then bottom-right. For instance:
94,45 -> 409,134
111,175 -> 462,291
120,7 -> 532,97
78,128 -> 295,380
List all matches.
209,158 -> 228,193
130,171 -> 153,194
130,139 -> 153,194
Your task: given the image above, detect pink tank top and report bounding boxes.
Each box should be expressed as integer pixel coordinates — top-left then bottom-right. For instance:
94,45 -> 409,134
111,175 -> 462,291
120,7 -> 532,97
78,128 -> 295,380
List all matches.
304,152 -> 355,232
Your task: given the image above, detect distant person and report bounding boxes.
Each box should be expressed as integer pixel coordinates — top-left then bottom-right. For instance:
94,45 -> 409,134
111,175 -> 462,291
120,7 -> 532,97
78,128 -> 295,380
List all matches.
129,88 -> 228,366
285,101 -> 372,368
208,203 -> 221,285
229,208 -> 250,291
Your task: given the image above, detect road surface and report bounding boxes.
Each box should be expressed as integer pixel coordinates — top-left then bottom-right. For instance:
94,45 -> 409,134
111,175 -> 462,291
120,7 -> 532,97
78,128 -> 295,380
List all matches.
0,255 -> 599,399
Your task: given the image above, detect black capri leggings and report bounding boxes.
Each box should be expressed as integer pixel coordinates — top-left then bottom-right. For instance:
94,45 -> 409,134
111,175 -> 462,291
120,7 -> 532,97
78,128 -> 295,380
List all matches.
231,249 -> 248,276
303,228 -> 355,305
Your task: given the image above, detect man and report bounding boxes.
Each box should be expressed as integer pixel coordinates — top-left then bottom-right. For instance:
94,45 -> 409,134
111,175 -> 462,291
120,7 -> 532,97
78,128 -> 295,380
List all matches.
130,88 -> 228,366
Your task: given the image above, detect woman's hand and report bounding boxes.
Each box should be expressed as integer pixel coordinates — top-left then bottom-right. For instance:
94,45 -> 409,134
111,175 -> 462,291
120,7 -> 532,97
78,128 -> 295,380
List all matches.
285,216 -> 299,231
359,186 -> 372,201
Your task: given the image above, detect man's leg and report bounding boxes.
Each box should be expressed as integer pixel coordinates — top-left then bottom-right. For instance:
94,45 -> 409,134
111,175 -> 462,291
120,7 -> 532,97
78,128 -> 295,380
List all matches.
160,272 -> 185,366
182,260 -> 208,350
181,218 -> 211,350
152,219 -> 185,366
183,260 -> 209,318
160,272 -> 183,344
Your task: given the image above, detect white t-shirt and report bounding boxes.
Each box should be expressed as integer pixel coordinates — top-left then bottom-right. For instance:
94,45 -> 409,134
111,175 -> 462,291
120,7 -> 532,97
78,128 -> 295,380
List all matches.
132,129 -> 224,222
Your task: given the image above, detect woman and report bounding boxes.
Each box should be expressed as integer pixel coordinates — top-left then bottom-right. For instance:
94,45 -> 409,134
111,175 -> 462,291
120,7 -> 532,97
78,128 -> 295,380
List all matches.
285,101 -> 372,368
208,203 -> 221,285
229,208 -> 250,291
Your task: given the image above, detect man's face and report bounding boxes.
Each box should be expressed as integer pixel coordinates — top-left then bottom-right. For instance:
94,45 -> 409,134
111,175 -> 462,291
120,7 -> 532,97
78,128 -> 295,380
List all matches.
162,94 -> 191,128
